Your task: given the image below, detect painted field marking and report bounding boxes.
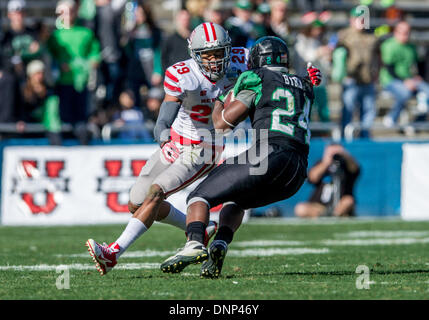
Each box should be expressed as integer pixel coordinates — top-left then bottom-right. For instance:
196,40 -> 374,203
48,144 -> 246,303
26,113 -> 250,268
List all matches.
0,263 -> 159,271
334,231 -> 429,238
322,237 -> 429,246
58,250 -> 176,258
233,240 -> 304,247
56,247 -> 330,259
246,217 -> 403,226
228,248 -> 330,257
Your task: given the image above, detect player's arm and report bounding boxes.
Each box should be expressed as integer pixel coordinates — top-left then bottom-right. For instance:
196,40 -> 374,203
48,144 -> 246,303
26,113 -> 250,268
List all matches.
154,62 -> 187,145
212,97 -> 249,130
213,70 -> 259,130
153,94 -> 182,146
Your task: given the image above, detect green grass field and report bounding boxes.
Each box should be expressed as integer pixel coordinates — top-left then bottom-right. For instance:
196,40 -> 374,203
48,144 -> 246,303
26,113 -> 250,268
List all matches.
1,218 -> 429,300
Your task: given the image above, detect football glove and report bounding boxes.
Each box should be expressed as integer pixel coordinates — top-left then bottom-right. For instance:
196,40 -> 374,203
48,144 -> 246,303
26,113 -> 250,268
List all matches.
161,140 -> 181,163
307,62 -> 322,86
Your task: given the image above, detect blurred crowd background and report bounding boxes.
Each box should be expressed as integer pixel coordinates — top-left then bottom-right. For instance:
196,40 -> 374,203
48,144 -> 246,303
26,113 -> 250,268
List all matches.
0,0 -> 429,145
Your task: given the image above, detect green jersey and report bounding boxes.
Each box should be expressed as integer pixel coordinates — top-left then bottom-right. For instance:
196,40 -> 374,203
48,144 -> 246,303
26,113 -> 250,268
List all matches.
380,37 -> 419,87
232,66 -> 314,155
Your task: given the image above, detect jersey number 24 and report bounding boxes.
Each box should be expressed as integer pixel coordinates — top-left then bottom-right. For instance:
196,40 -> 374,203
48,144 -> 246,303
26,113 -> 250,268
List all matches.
270,88 -> 311,144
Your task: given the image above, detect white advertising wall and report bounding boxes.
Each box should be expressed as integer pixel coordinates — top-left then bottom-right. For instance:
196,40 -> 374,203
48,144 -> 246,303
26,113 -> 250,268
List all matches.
1,143 -> 249,226
401,143 -> 429,220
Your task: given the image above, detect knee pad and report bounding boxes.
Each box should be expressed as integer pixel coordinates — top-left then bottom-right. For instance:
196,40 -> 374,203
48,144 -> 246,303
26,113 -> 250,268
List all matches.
129,179 -> 151,207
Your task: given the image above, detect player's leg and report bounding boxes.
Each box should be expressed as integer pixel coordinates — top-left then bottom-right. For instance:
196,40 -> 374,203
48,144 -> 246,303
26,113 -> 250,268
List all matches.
102,147 -> 202,258
160,150 -> 259,274
154,143 -> 220,242
86,149 -> 171,275
161,143 -> 308,275
201,202 -> 244,278
157,145 -> 224,273
127,149 -> 187,229
200,149 -> 307,278
107,143 -> 218,264
87,148 -> 194,275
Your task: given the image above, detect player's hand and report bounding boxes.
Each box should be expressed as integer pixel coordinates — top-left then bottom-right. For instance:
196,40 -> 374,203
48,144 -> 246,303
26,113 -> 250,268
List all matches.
404,78 -> 417,91
307,62 -> 322,86
161,140 -> 180,163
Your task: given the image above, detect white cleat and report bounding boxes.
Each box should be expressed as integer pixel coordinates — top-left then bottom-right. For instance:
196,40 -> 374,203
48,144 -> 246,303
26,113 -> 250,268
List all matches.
160,240 -> 208,273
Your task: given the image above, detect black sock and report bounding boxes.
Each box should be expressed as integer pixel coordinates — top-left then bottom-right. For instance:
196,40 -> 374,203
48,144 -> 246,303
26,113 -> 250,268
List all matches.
186,221 -> 206,244
214,226 -> 234,244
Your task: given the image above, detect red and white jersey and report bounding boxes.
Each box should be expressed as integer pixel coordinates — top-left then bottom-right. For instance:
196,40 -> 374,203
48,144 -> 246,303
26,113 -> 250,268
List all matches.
163,47 -> 248,144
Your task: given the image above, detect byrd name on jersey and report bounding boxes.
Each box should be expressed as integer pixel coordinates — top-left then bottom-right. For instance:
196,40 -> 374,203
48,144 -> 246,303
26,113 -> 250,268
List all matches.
163,47 -> 248,144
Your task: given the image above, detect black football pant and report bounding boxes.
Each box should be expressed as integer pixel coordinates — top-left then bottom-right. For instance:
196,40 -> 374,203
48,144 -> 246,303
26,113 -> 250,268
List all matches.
187,142 -> 308,210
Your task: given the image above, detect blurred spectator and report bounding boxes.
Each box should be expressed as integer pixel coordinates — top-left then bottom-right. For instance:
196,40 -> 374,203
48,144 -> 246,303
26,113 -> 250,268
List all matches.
332,7 -> 377,138
78,0 -> 97,29
95,0 -> 124,108
34,21 -> 56,86
203,0 -> 225,26
186,0 -> 208,29
123,1 -> 162,107
295,144 -> 360,218
161,9 -> 191,72
143,86 -> 163,125
373,6 -> 403,82
295,0 -> 323,14
18,60 -> 62,145
294,19 -> 331,122
1,0 -> 42,82
0,69 -> 18,124
269,0 -> 291,43
252,2 -> 276,39
112,89 -> 152,140
380,21 -> 429,126
48,0 -> 101,144
225,0 -> 256,48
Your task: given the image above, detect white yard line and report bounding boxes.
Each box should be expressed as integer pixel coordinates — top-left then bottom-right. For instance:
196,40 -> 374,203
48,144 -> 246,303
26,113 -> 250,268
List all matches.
0,263 -> 160,271
334,230 -> 429,238
233,240 -> 304,247
228,248 -> 330,257
57,250 -> 177,258
321,237 -> 429,246
246,217 -> 403,226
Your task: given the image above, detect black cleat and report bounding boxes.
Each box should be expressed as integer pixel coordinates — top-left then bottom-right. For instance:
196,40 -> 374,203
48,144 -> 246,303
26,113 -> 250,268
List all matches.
200,240 -> 228,278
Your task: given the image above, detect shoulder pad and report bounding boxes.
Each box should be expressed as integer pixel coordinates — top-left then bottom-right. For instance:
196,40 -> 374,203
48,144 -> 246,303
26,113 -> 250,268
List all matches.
164,59 -> 199,96
226,47 -> 249,82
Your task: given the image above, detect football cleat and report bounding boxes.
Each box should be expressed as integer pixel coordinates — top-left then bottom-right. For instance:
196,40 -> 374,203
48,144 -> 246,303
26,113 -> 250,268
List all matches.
160,240 -> 208,273
85,239 -> 117,276
200,240 -> 228,279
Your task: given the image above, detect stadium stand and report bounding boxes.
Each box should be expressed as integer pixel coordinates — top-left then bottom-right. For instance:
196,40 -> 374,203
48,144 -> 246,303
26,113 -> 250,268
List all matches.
0,0 -> 429,141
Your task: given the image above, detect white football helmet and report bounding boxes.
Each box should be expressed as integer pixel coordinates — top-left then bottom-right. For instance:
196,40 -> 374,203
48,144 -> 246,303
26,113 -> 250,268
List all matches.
188,22 -> 232,82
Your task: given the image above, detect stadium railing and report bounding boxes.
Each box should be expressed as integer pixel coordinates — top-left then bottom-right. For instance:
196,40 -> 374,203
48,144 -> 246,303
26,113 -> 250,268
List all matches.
0,122 -> 72,134
344,121 -> 429,141
100,121 -> 342,142
0,122 -> 102,139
